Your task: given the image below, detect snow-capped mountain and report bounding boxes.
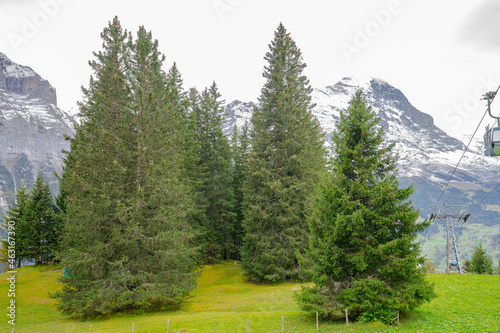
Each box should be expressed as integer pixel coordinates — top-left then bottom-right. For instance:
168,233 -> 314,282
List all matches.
225,76 -> 500,192
0,53 -> 75,214
224,77 -> 500,268
314,78 -> 500,182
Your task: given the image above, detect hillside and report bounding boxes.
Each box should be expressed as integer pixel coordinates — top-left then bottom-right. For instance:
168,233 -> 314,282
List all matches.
0,263 -> 498,332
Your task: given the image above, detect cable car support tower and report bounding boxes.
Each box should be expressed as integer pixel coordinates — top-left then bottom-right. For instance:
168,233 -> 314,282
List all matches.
429,205 -> 470,274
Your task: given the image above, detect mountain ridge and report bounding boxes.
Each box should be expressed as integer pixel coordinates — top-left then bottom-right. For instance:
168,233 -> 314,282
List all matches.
223,76 -> 500,269
224,77 -> 500,181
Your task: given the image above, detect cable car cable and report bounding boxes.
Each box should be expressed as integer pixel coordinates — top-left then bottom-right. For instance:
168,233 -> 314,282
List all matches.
467,182 -> 500,214
432,85 -> 500,210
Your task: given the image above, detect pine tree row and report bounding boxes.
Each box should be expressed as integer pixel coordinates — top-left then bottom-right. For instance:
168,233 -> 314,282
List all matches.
49,17 -> 252,317
1,174 -> 61,268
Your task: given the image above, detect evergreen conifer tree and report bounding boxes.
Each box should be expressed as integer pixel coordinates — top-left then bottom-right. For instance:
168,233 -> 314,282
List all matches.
53,172 -> 69,264
183,87 -> 215,262
298,90 -> 435,322
165,65 -> 205,265
123,24 -> 197,312
24,173 -> 59,264
467,243 -> 493,274
165,63 -> 186,108
2,176 -> 59,267
53,17 -> 139,317
241,23 -> 326,282
231,122 -> 249,260
193,82 -> 235,261
185,86 -> 208,213
165,63 -> 202,193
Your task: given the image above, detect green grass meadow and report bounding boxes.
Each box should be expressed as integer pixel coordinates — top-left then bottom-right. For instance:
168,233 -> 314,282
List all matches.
0,263 -> 499,332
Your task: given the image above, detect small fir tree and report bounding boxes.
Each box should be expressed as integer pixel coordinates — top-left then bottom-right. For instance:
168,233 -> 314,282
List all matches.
298,90 -> 435,323
24,173 -> 59,264
467,243 -> 493,275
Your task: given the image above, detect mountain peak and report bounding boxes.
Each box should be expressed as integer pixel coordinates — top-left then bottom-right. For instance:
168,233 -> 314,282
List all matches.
341,76 -> 386,87
224,76 -> 471,176
0,52 -> 57,106
325,76 -> 388,94
0,53 -> 37,78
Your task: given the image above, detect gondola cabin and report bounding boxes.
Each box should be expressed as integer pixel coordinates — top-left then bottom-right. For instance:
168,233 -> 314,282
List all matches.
484,126 -> 500,156
482,90 -> 499,157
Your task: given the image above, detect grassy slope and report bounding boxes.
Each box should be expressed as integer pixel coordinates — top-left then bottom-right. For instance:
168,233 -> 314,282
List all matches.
0,263 -> 499,332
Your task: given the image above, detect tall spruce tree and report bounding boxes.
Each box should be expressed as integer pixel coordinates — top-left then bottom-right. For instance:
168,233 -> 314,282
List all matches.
185,87 -> 209,227
53,18 -> 197,318
124,24 -> 197,312
193,82 -> 235,261
165,65 -> 205,265
53,17 -> 138,317
165,63 -> 201,195
182,87 -> 218,263
241,23 -> 326,283
53,17 -> 136,318
231,122 -> 249,260
298,90 -> 435,323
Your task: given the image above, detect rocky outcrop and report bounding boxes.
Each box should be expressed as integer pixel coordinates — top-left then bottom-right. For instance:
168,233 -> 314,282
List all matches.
0,53 -> 57,105
0,53 -> 74,214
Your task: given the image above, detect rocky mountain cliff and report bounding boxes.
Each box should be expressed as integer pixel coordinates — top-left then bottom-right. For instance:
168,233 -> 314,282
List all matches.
0,53 -> 75,215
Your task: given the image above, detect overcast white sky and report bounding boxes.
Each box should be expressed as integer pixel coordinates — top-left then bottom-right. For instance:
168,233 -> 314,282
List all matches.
1,0 -> 499,139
